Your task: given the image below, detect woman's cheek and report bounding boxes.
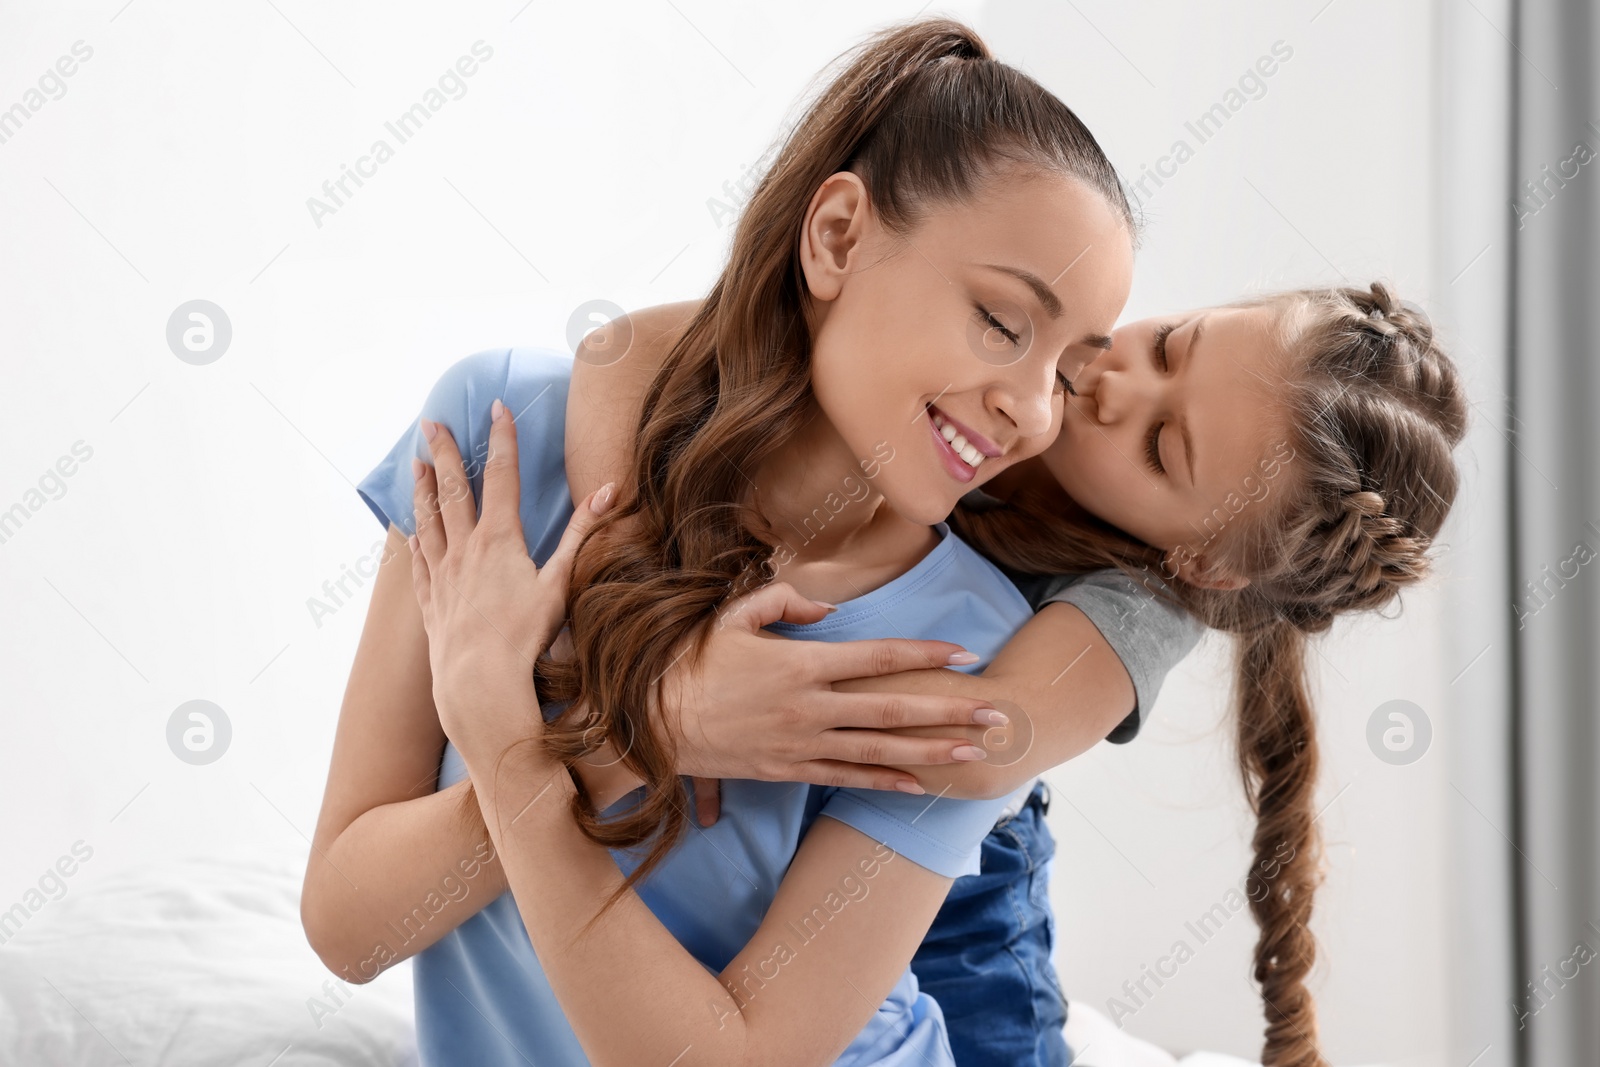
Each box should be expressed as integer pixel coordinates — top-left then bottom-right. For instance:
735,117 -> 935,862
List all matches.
1039,432 -> 1078,491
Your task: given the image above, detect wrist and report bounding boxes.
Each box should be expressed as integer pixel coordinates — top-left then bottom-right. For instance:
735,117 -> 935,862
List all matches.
443,673 -> 548,768
475,748 -> 581,841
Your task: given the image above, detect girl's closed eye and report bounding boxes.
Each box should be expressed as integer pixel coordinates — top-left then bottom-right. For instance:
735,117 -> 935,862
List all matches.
1141,323 -> 1177,475
1144,421 -> 1165,476
1151,322 -> 1175,371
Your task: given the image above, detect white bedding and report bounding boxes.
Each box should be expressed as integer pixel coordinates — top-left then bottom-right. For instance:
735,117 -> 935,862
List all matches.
0,848 -> 1370,1067
0,850 -> 417,1066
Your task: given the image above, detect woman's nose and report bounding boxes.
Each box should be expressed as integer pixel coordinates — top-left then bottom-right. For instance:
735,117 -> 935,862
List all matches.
993,384 -> 1055,440
988,364 -> 1057,441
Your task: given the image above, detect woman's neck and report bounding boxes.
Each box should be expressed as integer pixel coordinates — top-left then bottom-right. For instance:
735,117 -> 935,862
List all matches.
746,401 -> 940,605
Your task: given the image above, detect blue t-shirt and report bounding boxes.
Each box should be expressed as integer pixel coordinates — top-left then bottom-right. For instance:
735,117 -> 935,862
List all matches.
355,348 -> 1033,1067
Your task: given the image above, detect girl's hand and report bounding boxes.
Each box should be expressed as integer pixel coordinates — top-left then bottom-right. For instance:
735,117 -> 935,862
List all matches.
657,580 -> 1006,821
408,398 -> 615,751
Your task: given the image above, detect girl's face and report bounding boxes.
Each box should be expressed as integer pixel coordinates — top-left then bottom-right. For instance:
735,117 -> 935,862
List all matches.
1042,305 -> 1297,585
799,168 -> 1134,528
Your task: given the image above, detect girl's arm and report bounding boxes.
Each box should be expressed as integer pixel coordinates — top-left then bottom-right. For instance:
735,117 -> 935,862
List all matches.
569,305 -> 1140,801
300,522 -> 508,981
830,599 -> 1137,797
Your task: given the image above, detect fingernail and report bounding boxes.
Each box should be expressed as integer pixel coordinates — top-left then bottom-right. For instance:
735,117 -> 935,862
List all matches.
411,457 -> 424,479
592,482 -> 615,514
407,534 -> 418,554
947,650 -> 980,665
491,398 -> 505,422
953,744 -> 989,761
973,708 -> 1008,726
894,780 -> 926,795
812,600 -> 838,613
420,418 -> 437,441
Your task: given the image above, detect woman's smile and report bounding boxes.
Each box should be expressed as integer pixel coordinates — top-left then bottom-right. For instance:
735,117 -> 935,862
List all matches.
925,403 -> 1000,482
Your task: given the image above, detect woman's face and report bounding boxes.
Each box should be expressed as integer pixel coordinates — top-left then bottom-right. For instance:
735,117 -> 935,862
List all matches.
799,167 -> 1134,528
1042,305 -> 1298,585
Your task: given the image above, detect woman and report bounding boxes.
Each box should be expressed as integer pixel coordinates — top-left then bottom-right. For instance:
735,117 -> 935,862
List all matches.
306,16 -> 1144,1067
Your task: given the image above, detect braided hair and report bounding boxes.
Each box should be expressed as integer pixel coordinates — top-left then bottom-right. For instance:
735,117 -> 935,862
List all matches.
951,280 -> 1468,1066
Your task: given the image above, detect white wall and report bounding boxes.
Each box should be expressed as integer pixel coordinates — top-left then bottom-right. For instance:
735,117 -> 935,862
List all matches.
0,1 -> 1466,1063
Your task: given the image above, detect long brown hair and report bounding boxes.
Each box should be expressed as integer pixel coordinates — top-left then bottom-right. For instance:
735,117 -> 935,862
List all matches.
451,15 -> 1134,930
951,281 -> 1469,1067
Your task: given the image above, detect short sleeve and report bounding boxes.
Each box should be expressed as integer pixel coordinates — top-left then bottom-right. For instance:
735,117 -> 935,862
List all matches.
355,348 -> 514,538
817,789 -> 1015,879
1032,569 -> 1204,744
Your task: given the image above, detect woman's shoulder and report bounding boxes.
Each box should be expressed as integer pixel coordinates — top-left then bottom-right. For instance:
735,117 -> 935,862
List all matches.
423,347 -> 576,418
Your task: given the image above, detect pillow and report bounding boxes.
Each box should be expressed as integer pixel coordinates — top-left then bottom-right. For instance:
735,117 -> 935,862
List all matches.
0,850 -> 417,1066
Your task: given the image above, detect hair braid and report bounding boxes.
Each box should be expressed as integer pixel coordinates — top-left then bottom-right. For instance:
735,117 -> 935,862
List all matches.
954,278 -> 1469,1065
1236,621 -> 1327,1067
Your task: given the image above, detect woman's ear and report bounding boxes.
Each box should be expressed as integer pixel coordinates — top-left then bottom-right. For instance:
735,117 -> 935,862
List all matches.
798,171 -> 872,302
1165,546 -> 1251,591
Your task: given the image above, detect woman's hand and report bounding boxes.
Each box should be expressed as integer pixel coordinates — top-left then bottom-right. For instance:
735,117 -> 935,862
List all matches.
656,580 -> 1007,821
408,398 -> 614,754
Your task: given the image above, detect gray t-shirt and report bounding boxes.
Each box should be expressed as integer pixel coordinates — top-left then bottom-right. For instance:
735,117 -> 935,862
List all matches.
960,488 -> 1206,744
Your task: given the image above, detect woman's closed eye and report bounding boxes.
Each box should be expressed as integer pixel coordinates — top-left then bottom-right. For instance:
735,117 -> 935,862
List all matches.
974,304 -> 1021,346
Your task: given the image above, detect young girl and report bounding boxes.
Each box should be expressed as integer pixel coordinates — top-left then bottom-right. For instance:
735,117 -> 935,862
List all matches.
305,15 -> 1147,1067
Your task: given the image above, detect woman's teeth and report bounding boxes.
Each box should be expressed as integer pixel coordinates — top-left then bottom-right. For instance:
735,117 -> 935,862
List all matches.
931,410 -> 985,469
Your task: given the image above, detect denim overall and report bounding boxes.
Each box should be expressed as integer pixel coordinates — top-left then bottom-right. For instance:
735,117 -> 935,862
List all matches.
910,780 -> 1070,1066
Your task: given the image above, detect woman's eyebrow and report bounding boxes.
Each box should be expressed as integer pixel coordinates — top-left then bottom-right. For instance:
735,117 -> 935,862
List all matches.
978,263 -> 1115,351
980,262 -> 1064,318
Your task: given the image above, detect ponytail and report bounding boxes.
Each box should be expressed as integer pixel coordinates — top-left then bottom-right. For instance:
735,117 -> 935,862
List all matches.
487,15 -> 1138,932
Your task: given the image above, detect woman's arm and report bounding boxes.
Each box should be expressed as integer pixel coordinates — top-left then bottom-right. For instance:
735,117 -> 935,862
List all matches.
300,522 -> 508,981
469,703 -> 959,1067
568,302 -> 1141,801
404,433 -> 970,1067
